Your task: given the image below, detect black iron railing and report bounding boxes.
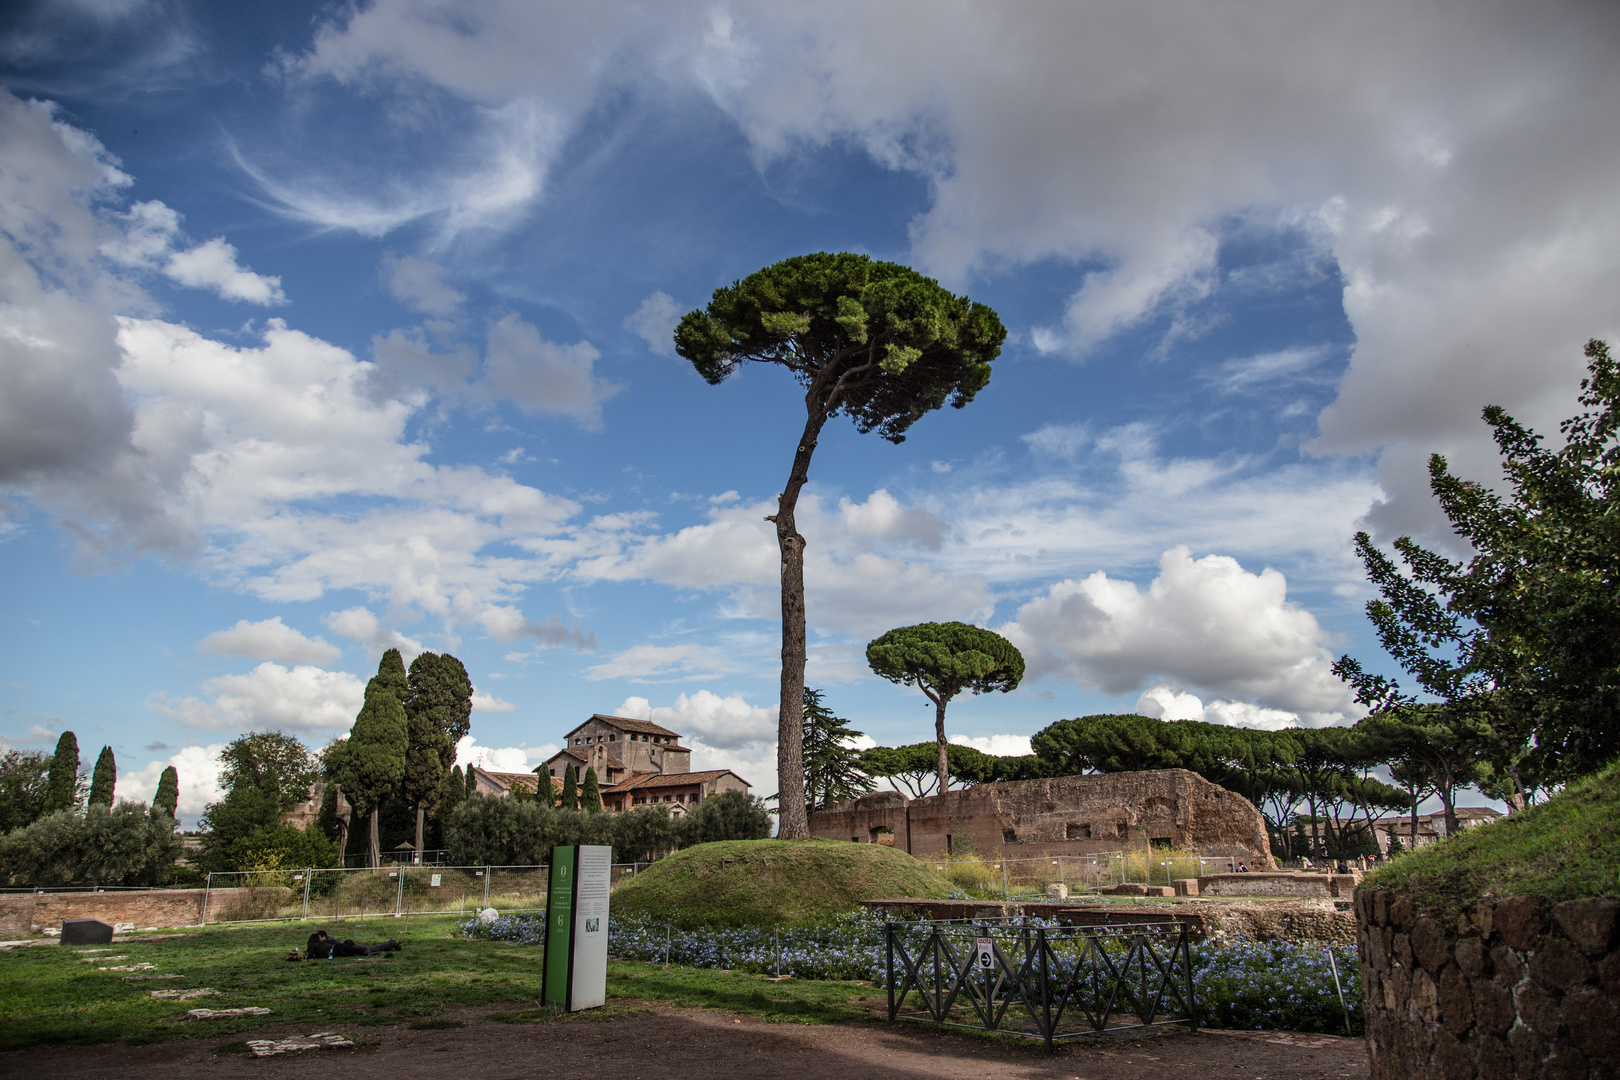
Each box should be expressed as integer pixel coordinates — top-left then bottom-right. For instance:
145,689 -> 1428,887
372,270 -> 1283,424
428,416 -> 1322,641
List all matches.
883,916 -> 1198,1050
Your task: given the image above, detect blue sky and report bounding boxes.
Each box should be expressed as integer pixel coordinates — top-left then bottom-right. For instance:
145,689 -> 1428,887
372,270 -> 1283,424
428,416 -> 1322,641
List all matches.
2,2 -> 1617,824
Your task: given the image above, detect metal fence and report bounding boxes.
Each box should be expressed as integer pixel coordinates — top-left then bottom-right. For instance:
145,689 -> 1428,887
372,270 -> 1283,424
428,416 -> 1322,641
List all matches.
200,862 -> 649,925
884,915 -> 1197,1050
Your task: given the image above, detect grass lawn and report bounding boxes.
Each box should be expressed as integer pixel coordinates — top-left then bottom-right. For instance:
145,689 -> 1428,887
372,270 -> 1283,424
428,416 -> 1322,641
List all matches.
0,916 -> 882,1052
1365,758 -> 1620,921
609,839 -> 955,927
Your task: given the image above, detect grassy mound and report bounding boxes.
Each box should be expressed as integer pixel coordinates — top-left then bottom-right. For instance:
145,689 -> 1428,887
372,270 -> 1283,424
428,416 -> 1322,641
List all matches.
1365,759 -> 1620,921
609,838 -> 955,927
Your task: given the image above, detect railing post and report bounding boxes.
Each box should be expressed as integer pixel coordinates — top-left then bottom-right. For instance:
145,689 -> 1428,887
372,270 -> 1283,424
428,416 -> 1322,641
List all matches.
1039,926 -> 1052,1053
201,872 -> 212,927
301,869 -> 312,919
483,866 -> 491,908
885,923 -> 896,1019
395,866 -> 406,915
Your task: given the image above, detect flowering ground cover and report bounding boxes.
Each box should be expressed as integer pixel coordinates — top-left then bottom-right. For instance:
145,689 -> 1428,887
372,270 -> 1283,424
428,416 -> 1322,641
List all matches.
460,911 -> 1362,1035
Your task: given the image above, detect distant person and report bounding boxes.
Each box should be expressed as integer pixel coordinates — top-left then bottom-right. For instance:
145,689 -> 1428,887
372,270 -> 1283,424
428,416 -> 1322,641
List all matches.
302,929 -> 402,960
1336,860 -> 1349,874
1237,863 -> 1248,873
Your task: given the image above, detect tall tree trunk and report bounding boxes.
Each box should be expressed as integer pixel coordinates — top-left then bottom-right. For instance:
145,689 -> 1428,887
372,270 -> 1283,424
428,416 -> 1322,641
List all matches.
414,806 -> 425,863
772,403 -> 830,840
933,696 -> 950,797
368,809 -> 381,869
335,786 -> 350,868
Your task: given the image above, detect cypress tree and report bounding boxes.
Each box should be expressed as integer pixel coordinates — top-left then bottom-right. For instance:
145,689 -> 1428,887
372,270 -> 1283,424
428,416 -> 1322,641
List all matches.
561,764 -> 578,811
465,764 -> 478,798
43,731 -> 79,814
151,765 -> 179,819
336,656 -> 410,868
581,767 -> 602,813
533,767 -> 554,809
87,746 -> 117,807
402,652 -> 473,858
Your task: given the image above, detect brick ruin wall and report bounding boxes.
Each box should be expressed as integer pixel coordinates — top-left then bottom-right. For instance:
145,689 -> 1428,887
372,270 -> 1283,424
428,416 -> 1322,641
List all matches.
1357,888 -> 1620,1079
0,888 -> 275,937
810,768 -> 1274,866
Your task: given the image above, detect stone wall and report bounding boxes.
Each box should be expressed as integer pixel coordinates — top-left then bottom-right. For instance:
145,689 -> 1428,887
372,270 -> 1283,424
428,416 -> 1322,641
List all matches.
811,769 -> 1273,866
1357,888 -> 1620,1078
1198,872 -> 1360,899
0,888 -> 270,937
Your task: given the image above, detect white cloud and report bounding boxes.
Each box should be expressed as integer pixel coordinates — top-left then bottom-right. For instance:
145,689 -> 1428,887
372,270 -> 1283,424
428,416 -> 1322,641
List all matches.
198,617 -> 341,665
624,291 -> 682,357
1000,546 -> 1357,723
291,3 -> 1620,533
323,608 -> 424,662
615,691 -> 778,793
148,662 -> 366,734
453,734 -> 555,773
162,237 -> 285,305
476,605 -> 595,650
484,313 -> 622,430
585,644 -> 736,683
949,733 -> 1032,757
471,689 -> 515,713
1134,686 -> 1307,731
122,743 -> 229,825
236,96 -> 566,239
383,254 -> 464,315
615,690 -> 777,749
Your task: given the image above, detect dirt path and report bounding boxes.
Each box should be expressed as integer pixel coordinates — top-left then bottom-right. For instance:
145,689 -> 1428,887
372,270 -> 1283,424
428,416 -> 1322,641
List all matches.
0,1003 -> 1368,1080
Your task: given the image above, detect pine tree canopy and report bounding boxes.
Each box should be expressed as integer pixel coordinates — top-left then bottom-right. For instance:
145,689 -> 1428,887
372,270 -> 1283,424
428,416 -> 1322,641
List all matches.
87,746 -> 116,808
43,731 -> 80,814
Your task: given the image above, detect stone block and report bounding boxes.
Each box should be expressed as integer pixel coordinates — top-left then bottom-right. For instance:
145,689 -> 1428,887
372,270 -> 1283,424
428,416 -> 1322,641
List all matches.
1412,916 -> 1450,973
1494,895 -> 1546,950
1507,1024 -> 1544,1078
59,918 -> 113,945
1410,968 -> 1440,1024
1600,950 -> 1620,995
1171,878 -> 1197,896
1432,1029 -> 1472,1077
1529,936 -> 1593,991
1395,931 -> 1414,970
1473,1034 -> 1512,1080
1470,978 -> 1516,1037
1490,942 -> 1526,986
1563,985 -> 1620,1062
1455,936 -> 1487,980
1515,983 -> 1562,1038
1045,883 -> 1069,900
1550,897 -> 1618,957
1391,895 -> 1416,931
1144,885 -> 1175,897
1540,1043 -> 1587,1080
1438,964 -> 1474,1036
1469,900 -> 1494,941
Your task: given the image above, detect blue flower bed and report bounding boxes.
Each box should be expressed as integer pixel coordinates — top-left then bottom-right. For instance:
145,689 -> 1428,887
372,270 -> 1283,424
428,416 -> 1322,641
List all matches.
457,912 -> 1361,1035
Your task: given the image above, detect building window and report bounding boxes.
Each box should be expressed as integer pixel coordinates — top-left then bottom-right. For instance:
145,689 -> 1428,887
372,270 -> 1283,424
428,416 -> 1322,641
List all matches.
608,734 -> 616,741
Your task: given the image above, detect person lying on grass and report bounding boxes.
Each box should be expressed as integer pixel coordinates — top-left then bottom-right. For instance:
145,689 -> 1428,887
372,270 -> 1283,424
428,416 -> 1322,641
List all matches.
293,929 -> 403,960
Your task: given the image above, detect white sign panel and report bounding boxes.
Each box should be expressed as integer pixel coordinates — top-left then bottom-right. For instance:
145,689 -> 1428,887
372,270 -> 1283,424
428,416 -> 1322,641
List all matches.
569,845 -> 612,1011
976,937 -> 995,973
430,874 -> 441,887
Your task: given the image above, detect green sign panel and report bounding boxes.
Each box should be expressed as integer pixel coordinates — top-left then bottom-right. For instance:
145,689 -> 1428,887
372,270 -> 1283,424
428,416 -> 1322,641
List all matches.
541,844 -> 610,1011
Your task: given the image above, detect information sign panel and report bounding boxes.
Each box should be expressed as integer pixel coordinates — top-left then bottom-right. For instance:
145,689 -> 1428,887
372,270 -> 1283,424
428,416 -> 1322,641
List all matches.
976,937 -> 995,973
541,844 -> 612,1011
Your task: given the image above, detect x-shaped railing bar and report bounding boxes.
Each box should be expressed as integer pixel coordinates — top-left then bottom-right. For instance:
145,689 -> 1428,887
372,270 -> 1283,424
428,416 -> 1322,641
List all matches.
885,917 -> 1197,1051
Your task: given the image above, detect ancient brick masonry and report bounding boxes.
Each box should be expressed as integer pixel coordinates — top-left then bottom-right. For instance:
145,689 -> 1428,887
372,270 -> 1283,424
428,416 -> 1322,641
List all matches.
810,768 -> 1274,865
1357,888 -> 1620,1079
